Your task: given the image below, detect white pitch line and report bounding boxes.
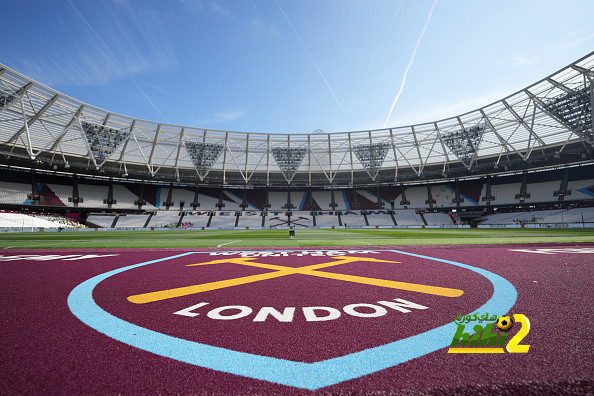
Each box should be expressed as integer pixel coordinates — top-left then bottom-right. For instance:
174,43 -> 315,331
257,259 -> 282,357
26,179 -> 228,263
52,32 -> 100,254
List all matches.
217,240 -> 241,248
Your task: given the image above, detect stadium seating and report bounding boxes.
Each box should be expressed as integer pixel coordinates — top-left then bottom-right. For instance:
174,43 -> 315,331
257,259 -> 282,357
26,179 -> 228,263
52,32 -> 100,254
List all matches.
356,190 -> 386,209
0,182 -> 31,205
209,211 -> 237,228
78,184 -> 109,208
489,182 -> 521,205
111,185 -> 141,209
524,181 -> 559,203
431,185 -> 457,208
340,210 -> 367,226
312,191 -> 347,210
268,191 -> 287,210
183,211 -> 211,228
423,212 -> 454,226
237,211 -> 263,227
393,209 -> 425,226
289,211 -> 314,228
314,211 -> 339,227
114,214 -> 150,228
0,211 -> 84,228
264,212 -> 290,228
401,187 -> 429,209
87,213 -> 117,228
46,184 -> 75,207
566,179 -> 594,201
147,211 -> 182,228
479,209 -> 567,225
171,188 -> 196,209
289,191 -> 307,210
366,210 -> 395,226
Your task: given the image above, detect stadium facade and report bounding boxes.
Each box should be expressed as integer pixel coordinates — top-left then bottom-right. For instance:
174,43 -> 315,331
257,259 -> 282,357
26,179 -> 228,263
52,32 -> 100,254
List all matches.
0,53 -> 592,228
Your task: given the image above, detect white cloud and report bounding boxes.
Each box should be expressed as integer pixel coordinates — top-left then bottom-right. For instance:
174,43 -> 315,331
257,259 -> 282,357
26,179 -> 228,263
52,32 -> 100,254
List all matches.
211,109 -> 248,122
178,0 -> 204,13
210,2 -> 231,16
19,2 -> 178,88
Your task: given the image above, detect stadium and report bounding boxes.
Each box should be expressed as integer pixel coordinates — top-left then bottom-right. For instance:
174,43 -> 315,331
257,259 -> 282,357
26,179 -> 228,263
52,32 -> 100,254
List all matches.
1,16 -> 593,395
0,52 -> 593,235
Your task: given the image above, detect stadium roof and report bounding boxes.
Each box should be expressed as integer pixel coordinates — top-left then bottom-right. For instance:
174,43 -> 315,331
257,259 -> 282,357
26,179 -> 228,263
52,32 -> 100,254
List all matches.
0,52 -> 592,187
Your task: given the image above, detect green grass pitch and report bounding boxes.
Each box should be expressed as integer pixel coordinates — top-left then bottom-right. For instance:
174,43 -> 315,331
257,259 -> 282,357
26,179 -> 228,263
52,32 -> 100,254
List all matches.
1,227 -> 593,249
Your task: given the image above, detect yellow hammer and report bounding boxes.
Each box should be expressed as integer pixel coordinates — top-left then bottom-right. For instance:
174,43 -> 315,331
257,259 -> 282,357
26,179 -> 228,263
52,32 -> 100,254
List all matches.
128,256 -> 464,304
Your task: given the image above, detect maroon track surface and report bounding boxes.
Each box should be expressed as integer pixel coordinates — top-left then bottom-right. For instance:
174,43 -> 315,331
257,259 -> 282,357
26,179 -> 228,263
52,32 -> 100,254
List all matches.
1,244 -> 593,394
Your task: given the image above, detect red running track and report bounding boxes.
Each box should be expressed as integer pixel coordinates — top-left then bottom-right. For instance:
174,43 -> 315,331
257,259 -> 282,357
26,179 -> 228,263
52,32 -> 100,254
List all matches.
1,244 -> 592,394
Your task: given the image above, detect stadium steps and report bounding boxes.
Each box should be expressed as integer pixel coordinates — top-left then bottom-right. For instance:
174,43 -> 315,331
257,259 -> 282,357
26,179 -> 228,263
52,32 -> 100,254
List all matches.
143,213 -> 153,228
177,212 -> 185,228
110,215 -> 119,228
419,212 -> 428,226
391,212 -> 398,226
363,211 -> 370,226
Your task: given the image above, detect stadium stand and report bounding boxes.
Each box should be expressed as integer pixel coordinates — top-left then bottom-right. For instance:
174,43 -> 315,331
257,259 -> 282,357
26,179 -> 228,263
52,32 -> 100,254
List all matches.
478,207 -> 594,225
170,188 -> 196,209
209,211 -> 237,228
268,191 -> 287,210
312,191 -> 347,210
147,211 -> 182,228
114,214 -> 150,228
314,211 -> 340,227
289,191 -> 307,210
340,210 -> 367,226
358,190 -> 387,209
0,182 -> 30,205
490,181 -> 522,205
402,187 -> 429,209
0,211 -> 84,228
567,179 -> 594,200
45,184 -> 74,207
289,211 -> 314,228
479,209 -> 569,225
244,190 -> 267,210
111,184 -> 140,209
183,211 -> 211,228
237,211 -> 263,227
393,209 -> 425,226
78,184 -> 109,208
366,210 -> 396,226
86,213 -> 117,228
539,207 -> 594,223
431,185 -> 457,208
423,212 -> 454,226
265,212 -> 290,228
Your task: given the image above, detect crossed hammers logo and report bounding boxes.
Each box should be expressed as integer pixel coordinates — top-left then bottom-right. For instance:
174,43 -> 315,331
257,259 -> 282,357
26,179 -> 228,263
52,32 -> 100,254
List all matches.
127,256 -> 464,304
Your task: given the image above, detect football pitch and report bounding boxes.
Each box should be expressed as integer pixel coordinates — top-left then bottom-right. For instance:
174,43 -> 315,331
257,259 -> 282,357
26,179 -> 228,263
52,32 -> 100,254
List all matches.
1,227 -> 593,249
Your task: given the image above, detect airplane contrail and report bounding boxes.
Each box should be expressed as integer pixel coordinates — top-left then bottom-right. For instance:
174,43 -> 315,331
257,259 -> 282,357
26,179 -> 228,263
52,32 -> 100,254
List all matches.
369,0 -> 405,68
133,80 -> 166,121
383,0 -> 438,128
275,0 -> 345,112
67,0 -> 167,121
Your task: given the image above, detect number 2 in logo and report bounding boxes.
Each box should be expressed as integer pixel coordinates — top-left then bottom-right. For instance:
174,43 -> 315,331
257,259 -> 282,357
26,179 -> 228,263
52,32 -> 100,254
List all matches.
506,314 -> 531,353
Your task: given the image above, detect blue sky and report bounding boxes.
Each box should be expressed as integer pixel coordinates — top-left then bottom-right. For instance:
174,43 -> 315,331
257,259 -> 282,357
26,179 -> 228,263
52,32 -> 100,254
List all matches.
2,0 -> 593,134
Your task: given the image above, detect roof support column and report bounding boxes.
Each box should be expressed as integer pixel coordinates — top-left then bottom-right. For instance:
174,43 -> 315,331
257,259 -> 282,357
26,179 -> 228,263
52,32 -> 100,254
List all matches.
389,129 -> 398,181
174,127 -> 185,180
348,133 -> 354,184
266,135 -> 270,185
222,132 -> 229,184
